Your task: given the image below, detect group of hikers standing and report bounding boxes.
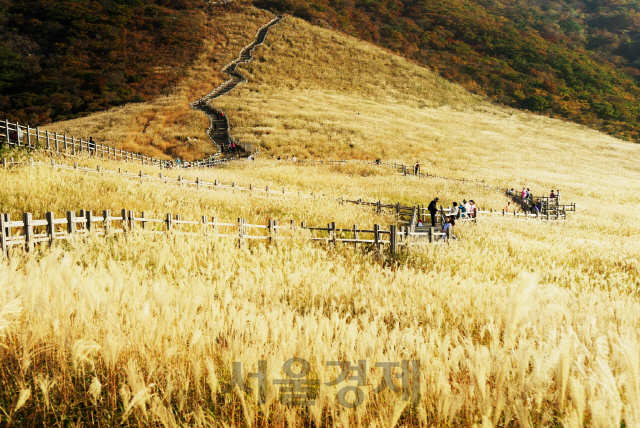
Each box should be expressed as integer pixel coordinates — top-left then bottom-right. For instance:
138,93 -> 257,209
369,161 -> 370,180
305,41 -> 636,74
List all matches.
415,197 -> 478,241
506,187 -> 562,215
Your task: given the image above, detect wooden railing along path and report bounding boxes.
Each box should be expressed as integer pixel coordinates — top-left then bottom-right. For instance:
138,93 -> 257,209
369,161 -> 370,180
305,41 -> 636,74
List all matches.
291,158 -> 577,217
2,156 -> 419,223
0,119 -> 226,168
0,209 -> 452,256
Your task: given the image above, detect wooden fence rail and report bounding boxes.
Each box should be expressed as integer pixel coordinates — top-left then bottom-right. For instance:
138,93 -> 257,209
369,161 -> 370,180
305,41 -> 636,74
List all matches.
2,157 -> 423,222
0,119 -> 226,169
2,157 -> 572,225
0,209 -> 453,256
290,159 -> 578,216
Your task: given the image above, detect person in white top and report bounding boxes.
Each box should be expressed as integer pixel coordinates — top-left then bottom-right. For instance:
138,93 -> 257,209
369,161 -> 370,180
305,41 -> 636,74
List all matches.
463,200 -> 471,218
449,202 -> 459,218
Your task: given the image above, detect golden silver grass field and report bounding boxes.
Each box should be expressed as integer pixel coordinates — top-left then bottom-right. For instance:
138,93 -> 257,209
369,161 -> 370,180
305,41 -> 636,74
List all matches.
2,6 -> 640,428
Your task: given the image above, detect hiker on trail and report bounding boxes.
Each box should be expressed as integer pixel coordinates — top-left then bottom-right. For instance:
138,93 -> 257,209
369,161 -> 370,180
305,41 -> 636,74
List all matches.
550,190 -> 556,199
536,198 -> 542,212
428,197 -> 439,227
440,216 -> 457,242
526,188 -> 531,201
88,137 -> 96,155
375,159 -> 381,165
414,161 -> 420,175
531,203 -> 540,215
232,142 -> 236,152
458,201 -> 465,219
521,187 -> 527,203
469,200 -> 477,219
556,190 -> 561,200
292,155 -> 297,162
449,202 -> 459,218
463,199 -> 471,218
505,201 -> 512,213
228,142 -> 232,152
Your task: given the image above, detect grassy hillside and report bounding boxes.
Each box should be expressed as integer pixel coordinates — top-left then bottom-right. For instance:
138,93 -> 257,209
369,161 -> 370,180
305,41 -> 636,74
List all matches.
255,0 -> 640,141
2,5 -> 640,425
0,149 -> 639,425
43,7 -> 272,161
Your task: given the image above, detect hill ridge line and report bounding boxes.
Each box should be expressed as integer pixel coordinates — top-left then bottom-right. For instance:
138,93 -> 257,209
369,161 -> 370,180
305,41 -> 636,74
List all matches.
190,15 -> 284,156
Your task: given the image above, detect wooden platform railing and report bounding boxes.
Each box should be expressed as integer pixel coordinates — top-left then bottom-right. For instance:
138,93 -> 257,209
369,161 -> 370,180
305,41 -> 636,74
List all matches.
0,209 -> 452,256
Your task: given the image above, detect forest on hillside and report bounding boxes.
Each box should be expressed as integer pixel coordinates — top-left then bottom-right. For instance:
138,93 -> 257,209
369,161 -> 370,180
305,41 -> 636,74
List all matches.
255,0 -> 640,141
0,0 -> 213,125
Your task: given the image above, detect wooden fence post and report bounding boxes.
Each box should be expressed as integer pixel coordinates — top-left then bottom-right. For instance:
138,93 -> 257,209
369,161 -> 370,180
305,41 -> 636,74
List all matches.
66,211 -> 75,235
120,209 -> 128,232
202,215 -> 208,236
3,119 -> 9,147
0,214 -> 6,255
353,224 -> 359,249
141,212 -> 147,230
377,201 -> 381,214
85,210 -> 92,232
268,219 -> 274,244
46,212 -> 55,245
331,222 -> 336,248
429,227 -> 434,243
23,212 -> 33,252
273,220 -> 278,245
166,213 -> 173,232
374,224 -> 381,254
390,225 -> 397,254
103,210 -> 111,234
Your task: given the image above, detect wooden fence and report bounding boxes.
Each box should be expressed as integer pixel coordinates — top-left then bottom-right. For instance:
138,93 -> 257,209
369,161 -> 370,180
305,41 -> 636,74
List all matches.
3,157 -> 425,224
0,209 -> 452,256
2,156 -> 572,226
0,119 -> 227,168
505,190 -> 576,217
293,159 -> 503,192
288,160 -> 576,217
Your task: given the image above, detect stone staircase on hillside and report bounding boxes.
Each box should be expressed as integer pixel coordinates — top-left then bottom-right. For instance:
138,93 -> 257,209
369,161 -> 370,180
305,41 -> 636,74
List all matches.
190,15 -> 284,157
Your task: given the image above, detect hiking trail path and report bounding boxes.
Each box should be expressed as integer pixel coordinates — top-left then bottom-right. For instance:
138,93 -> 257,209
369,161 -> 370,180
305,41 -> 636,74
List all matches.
190,15 -> 284,156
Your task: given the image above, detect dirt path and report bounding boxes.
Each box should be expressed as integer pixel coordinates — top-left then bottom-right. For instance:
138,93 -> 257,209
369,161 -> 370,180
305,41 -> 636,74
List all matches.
190,15 -> 284,156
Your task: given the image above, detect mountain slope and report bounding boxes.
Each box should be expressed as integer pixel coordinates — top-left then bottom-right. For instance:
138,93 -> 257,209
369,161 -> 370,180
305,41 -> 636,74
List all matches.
255,0 -> 640,141
0,0 -> 234,125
